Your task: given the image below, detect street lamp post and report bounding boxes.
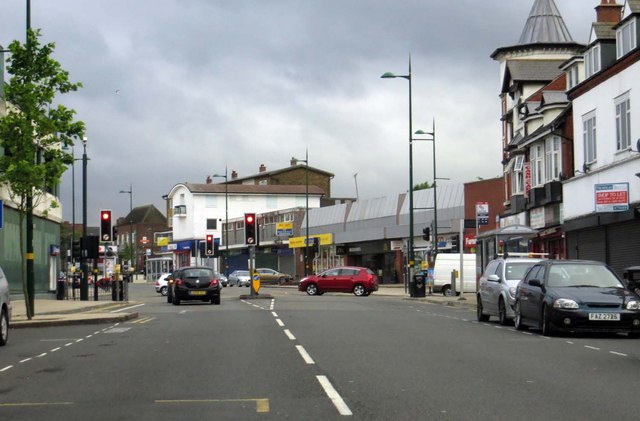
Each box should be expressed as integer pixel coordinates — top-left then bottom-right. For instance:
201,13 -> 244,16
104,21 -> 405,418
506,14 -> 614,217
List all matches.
415,120 -> 439,253
382,57 -> 414,294
81,136 -> 89,300
292,150 -> 310,277
119,184 -> 133,279
212,167 -> 229,277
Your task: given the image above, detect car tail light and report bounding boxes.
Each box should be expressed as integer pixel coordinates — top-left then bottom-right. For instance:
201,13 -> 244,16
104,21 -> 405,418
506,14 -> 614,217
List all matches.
176,279 -> 184,286
155,281 -> 159,286
210,279 -> 219,287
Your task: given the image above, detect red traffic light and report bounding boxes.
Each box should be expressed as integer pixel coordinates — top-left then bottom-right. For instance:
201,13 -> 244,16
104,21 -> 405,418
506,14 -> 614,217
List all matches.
245,214 -> 254,224
206,234 -> 213,241
101,211 -> 111,220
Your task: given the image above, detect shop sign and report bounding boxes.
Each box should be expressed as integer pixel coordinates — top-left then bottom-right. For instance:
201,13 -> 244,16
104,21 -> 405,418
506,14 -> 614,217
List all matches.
464,235 -> 476,247
288,233 -> 333,248
529,207 -> 545,229
475,202 -> 489,225
595,183 -> 629,212
49,244 -> 60,256
524,162 -> 531,198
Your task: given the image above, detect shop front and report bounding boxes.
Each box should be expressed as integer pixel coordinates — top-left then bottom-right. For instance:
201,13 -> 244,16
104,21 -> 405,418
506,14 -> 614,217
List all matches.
340,240 -> 402,284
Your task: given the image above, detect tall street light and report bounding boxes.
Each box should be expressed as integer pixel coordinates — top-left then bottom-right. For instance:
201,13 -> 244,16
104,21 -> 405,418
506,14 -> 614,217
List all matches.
119,184 -> 133,278
292,150 -> 309,277
212,167 -> 228,277
415,120 -> 439,253
382,57 -> 414,293
81,136 -> 89,300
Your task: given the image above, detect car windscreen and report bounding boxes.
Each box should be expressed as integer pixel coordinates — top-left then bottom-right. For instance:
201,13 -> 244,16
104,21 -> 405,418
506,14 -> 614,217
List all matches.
547,264 -> 623,288
505,262 -> 537,281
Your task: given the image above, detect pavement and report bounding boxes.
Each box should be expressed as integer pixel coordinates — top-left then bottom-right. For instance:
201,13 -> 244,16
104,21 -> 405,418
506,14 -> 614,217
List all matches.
8,282 -> 476,329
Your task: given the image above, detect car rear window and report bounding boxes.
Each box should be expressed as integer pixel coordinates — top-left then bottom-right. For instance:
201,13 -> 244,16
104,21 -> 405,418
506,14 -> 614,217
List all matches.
505,262 -> 538,281
183,269 -> 213,278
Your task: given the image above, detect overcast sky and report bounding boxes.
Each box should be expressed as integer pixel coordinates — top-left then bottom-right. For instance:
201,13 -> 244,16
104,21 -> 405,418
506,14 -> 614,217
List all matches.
1,0 -> 597,226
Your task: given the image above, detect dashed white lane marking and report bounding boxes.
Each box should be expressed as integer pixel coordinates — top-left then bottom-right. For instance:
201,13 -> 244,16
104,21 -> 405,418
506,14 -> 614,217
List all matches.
296,345 -> 315,364
284,329 -> 296,340
19,358 -> 32,363
1,366 -> 13,372
276,319 -> 285,327
585,345 -> 600,351
51,347 -> 61,352
35,353 -> 47,358
316,375 -> 353,416
271,312 -> 278,318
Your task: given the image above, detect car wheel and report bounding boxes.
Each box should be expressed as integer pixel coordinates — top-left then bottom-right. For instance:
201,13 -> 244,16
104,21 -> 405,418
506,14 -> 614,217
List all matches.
541,305 -> 556,337
442,285 -> 452,297
160,286 -> 168,296
514,302 -> 527,331
0,308 -> 8,346
363,291 -> 371,296
353,284 -> 366,297
476,296 -> 490,322
306,283 -> 318,296
212,295 -> 221,305
498,297 -> 510,326
278,277 -> 286,285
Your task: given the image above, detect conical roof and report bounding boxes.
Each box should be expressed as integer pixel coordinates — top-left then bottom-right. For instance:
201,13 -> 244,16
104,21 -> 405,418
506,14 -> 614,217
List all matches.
518,0 -> 574,44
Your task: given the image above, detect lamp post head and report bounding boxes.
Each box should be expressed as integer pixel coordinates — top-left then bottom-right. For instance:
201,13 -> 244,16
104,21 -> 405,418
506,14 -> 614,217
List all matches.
82,136 -> 87,147
380,72 -> 396,79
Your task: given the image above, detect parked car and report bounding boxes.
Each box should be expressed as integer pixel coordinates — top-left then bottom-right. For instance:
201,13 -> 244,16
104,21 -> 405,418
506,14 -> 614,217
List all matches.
1,265 -> 12,346
229,270 -> 251,287
514,260 -> 640,336
477,257 -> 544,324
155,273 -> 171,296
256,268 -> 293,285
168,266 -> 222,305
299,266 -> 379,297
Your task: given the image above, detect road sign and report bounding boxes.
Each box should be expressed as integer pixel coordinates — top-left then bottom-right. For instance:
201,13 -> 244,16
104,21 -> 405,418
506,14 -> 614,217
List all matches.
252,272 -> 261,293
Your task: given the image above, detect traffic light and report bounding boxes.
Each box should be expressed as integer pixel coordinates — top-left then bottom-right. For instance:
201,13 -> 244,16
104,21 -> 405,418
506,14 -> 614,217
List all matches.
422,227 -> 430,241
112,225 -> 118,241
312,237 -> 319,253
72,239 -> 81,259
213,238 -> 220,257
205,234 -> 214,256
100,210 -> 112,241
451,235 -> 459,252
244,213 -> 257,245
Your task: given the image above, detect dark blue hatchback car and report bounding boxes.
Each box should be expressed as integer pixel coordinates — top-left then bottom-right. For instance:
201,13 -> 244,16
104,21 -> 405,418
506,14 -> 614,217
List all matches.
514,260 -> 640,336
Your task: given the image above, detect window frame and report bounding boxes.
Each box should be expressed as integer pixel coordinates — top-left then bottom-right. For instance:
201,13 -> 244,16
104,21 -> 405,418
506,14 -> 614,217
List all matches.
511,155 -> 525,195
582,111 -> 597,164
615,93 -> 631,151
530,143 -> 544,188
584,45 -> 601,78
616,19 -> 637,59
545,136 -> 561,182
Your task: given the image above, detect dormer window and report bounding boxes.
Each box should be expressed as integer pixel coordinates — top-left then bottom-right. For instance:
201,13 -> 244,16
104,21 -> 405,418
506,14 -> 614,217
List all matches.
616,19 -> 637,59
585,45 -> 601,78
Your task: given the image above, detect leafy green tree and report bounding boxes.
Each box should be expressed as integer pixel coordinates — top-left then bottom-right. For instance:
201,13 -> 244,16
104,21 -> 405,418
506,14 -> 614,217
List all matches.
413,181 -> 433,191
0,29 -> 84,319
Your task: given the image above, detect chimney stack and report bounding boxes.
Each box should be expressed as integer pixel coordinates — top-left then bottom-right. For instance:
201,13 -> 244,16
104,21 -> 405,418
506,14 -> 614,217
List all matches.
259,164 -> 266,172
596,0 -> 623,24
206,176 -> 212,184
231,170 -> 238,179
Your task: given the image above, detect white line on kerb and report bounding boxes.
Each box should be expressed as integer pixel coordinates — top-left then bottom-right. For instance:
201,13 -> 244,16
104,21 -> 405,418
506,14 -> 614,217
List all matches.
284,329 -> 296,340
295,345 -> 315,364
276,319 -> 285,327
110,303 -> 145,313
316,375 -> 353,416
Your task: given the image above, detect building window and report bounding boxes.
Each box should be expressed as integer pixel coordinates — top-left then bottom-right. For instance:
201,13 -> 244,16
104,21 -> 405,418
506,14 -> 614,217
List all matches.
512,155 -> 525,195
545,136 -> 561,181
583,111 -> 597,164
615,93 -> 631,151
567,65 -> 580,89
530,143 -> 544,187
585,45 -> 600,78
206,219 -> 217,230
616,19 -> 637,59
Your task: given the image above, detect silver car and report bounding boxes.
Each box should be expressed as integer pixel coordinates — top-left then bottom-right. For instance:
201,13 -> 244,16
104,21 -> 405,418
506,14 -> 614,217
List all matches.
477,257 -> 543,325
229,270 -> 251,287
1,265 -> 12,346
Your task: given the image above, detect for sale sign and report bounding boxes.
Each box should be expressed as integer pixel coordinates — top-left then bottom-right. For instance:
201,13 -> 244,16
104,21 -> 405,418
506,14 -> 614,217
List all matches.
595,183 -> 629,212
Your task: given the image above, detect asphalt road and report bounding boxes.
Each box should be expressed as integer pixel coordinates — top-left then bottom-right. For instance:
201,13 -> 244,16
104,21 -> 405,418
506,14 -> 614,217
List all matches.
2,284 -> 640,420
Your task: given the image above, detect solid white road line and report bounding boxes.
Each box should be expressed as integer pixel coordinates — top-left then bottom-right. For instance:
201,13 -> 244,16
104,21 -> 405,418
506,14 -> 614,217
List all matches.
295,345 -> 315,364
316,375 -> 353,416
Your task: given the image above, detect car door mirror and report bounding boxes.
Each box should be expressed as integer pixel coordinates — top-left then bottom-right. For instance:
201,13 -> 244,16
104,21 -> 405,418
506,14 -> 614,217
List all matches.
487,274 -> 500,282
529,279 -> 543,288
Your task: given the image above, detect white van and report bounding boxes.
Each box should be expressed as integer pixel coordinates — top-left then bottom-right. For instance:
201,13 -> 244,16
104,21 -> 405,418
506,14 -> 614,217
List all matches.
432,253 -> 477,296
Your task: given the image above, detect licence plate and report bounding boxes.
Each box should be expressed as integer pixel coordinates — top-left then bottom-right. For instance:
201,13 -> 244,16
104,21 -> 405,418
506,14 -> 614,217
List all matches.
588,313 -> 620,321
189,290 -> 206,296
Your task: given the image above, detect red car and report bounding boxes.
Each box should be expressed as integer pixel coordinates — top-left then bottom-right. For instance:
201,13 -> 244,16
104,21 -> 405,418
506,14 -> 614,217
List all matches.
299,266 -> 379,297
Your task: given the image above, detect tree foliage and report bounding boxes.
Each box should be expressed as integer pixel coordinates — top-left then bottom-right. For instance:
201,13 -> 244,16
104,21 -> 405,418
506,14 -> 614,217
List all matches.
0,29 -> 85,318
413,181 -> 432,191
